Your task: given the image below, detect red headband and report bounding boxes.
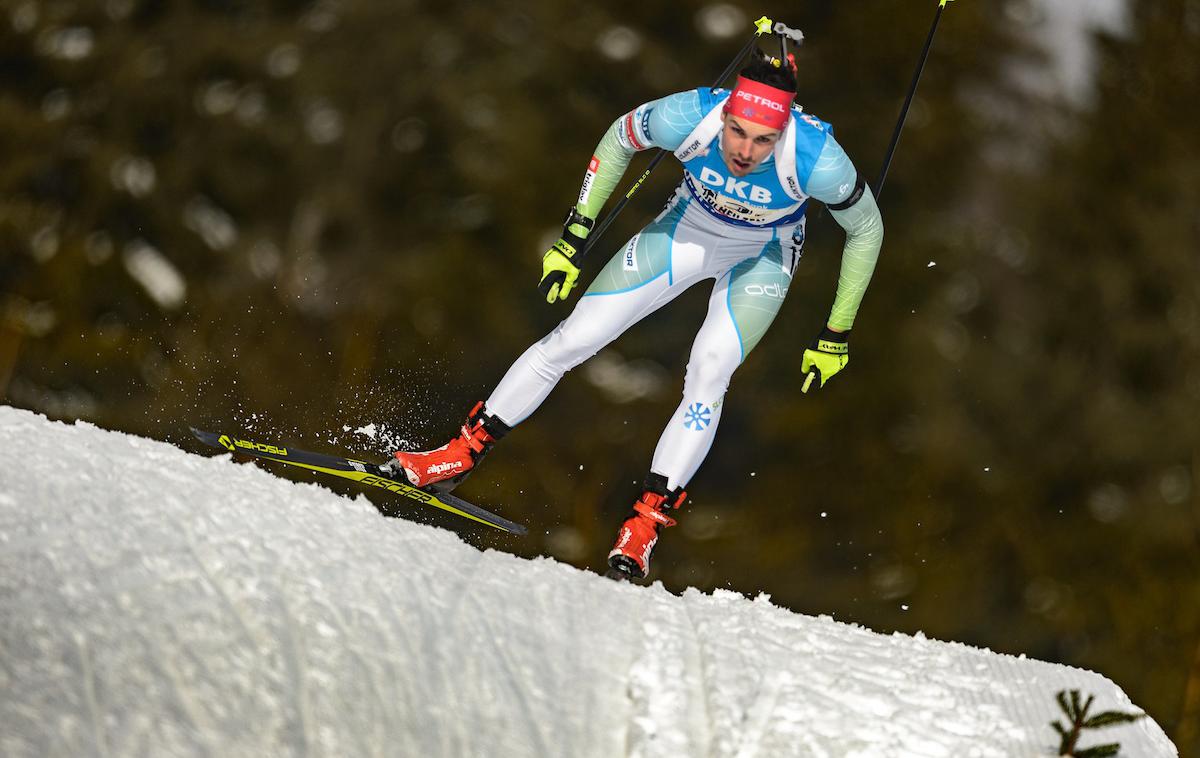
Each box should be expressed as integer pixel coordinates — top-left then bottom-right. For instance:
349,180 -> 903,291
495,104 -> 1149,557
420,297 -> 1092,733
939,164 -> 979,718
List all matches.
723,75 -> 794,130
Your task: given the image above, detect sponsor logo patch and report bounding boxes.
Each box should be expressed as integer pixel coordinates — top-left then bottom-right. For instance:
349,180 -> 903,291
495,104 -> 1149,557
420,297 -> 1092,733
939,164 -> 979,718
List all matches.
427,460 -> 464,475
638,106 -> 654,142
676,137 -> 705,162
733,89 -> 788,113
362,474 -> 434,501
623,112 -> 646,150
640,536 -> 657,569
579,155 -> 601,205
684,173 -> 796,225
224,436 -> 287,456
743,282 -> 789,299
698,166 -> 773,203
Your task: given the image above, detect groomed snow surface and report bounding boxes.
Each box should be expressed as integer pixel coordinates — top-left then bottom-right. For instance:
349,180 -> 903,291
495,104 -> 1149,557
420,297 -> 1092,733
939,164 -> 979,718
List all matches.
0,406 -> 1177,757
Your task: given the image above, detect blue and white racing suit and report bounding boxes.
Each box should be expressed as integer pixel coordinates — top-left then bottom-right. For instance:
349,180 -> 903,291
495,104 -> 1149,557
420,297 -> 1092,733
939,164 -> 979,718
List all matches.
487,87 -> 885,490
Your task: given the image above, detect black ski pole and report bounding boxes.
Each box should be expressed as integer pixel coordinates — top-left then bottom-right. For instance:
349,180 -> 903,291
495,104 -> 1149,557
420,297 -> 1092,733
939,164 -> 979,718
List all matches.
874,0 -> 956,201
577,16 -> 797,262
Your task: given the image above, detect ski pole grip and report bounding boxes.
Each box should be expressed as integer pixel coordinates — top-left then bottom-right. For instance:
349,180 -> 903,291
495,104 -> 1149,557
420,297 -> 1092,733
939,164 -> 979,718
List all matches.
773,22 -> 804,44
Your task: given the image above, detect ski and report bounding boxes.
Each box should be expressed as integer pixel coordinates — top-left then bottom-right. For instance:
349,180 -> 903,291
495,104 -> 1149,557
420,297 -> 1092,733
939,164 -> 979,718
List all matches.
190,427 -> 527,535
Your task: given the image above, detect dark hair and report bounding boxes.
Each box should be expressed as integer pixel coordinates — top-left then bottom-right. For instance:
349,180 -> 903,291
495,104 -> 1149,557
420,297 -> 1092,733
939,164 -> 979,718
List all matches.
739,47 -> 797,93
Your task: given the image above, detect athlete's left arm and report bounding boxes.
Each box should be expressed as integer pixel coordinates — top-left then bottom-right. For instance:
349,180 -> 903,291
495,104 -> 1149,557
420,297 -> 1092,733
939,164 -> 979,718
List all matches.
804,134 -> 885,332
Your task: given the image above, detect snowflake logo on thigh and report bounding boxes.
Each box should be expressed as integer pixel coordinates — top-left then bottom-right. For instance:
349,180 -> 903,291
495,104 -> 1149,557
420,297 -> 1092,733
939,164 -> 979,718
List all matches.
683,403 -> 712,430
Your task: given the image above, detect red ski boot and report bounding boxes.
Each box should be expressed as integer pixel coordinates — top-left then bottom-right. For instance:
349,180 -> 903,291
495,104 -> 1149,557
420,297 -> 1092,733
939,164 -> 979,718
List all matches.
606,473 -> 687,581
389,402 -> 508,491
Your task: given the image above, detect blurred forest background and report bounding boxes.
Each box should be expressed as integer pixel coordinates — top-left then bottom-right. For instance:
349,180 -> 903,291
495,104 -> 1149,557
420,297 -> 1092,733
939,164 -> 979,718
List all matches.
2,0 -> 1197,749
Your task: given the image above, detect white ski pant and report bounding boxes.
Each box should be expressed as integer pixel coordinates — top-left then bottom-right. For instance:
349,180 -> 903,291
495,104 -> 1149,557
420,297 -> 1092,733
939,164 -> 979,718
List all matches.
487,191 -> 805,490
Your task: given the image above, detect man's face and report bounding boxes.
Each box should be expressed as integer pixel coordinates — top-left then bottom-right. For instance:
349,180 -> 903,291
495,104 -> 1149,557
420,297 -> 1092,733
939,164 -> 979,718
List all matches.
720,114 -> 783,177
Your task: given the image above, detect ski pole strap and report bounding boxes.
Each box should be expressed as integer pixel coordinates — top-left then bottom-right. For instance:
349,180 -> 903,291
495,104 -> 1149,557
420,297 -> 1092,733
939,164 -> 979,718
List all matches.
563,206 -> 594,240
558,206 -> 593,259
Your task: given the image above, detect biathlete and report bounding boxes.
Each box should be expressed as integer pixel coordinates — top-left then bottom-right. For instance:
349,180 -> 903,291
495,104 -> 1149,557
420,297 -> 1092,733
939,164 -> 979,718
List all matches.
389,49 -> 884,581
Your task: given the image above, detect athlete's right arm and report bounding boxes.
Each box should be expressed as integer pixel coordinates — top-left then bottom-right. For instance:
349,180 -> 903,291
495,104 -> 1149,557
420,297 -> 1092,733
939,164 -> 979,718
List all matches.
566,90 -> 706,236
539,90 -> 705,303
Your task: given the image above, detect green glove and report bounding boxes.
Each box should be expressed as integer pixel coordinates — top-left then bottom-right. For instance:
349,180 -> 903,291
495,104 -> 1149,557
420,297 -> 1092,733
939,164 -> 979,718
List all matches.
538,209 -> 594,304
538,237 -> 582,303
801,326 -> 849,393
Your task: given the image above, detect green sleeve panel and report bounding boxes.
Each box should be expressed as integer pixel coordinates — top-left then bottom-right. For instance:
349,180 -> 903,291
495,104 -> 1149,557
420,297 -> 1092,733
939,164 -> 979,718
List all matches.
826,186 -> 884,331
566,117 -> 639,237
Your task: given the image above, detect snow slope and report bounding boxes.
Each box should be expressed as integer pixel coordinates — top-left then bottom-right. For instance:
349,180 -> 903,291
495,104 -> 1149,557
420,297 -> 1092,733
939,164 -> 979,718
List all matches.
0,406 -> 1177,757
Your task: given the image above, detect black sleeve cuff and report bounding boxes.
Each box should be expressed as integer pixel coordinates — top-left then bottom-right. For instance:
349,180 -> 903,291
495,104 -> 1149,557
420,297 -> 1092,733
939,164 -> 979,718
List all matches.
827,175 -> 866,212
817,326 -> 849,343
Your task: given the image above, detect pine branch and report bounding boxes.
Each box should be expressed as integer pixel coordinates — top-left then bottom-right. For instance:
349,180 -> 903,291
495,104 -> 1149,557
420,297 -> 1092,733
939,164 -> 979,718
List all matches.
1052,689 -> 1145,757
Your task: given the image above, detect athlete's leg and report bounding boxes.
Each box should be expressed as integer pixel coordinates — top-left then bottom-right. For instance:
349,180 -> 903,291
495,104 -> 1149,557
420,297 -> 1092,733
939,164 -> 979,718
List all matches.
486,200 -> 709,426
391,199 -> 712,489
649,238 -> 796,489
606,238 -> 797,578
